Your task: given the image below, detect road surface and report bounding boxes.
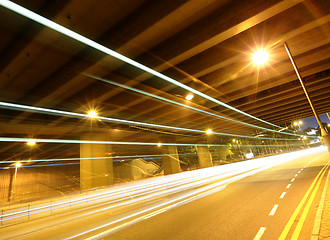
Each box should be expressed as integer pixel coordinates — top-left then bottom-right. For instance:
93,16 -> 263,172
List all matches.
0,147 -> 329,240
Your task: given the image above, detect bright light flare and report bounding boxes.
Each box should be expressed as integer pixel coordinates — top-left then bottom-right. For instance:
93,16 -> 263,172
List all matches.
185,94 -> 194,101
15,162 -> 22,168
157,143 -> 162,147
26,140 -> 36,146
0,0 -> 283,129
87,111 -> 98,118
252,49 -> 269,65
206,129 -> 213,135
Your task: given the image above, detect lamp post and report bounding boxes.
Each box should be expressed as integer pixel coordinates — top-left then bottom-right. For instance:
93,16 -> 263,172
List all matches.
283,42 -> 330,153
8,162 -> 22,201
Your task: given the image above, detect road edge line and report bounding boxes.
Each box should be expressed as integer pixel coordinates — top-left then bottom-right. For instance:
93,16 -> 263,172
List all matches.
278,158 -> 328,240
311,165 -> 330,240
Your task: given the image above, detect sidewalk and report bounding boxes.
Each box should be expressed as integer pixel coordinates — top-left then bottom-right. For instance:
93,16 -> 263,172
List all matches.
317,167 -> 330,240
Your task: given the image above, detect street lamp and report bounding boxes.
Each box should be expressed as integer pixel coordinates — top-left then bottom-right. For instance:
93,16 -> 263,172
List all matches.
87,110 -> 98,118
206,129 -> 213,135
252,49 -> 269,65
8,162 -> 22,201
186,94 -> 194,101
26,140 -> 36,146
284,42 -> 330,153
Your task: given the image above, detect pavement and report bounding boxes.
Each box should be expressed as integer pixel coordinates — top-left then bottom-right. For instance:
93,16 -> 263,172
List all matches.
318,167 -> 330,240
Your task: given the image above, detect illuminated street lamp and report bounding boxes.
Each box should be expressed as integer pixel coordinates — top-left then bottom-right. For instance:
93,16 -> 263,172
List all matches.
206,129 -> 213,135
284,42 -> 330,153
186,94 -> 194,101
87,110 -> 98,118
26,140 -> 36,146
157,143 -> 162,147
9,162 -> 22,201
252,49 -> 269,65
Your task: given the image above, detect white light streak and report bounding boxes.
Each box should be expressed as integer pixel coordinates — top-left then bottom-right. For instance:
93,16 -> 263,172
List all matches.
86,74 -> 300,137
0,0 -> 282,128
2,147 -> 326,231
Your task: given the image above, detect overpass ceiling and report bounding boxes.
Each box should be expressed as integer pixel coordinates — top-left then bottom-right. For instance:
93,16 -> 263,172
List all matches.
0,0 -> 329,143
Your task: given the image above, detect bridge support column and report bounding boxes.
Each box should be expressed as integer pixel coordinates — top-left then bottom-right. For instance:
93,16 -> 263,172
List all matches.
80,132 -> 114,190
162,145 -> 181,175
196,146 -> 213,168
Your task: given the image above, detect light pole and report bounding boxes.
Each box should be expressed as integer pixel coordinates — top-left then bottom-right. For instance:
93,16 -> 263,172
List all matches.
8,162 -> 22,201
284,42 -> 330,153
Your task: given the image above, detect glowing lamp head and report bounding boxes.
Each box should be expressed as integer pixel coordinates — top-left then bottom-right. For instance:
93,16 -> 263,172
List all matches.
157,143 -> 162,147
27,140 -> 36,146
252,49 -> 269,65
298,120 -> 303,125
206,129 -> 213,135
293,122 -> 298,126
87,110 -> 98,118
186,94 -> 194,101
15,162 -> 22,168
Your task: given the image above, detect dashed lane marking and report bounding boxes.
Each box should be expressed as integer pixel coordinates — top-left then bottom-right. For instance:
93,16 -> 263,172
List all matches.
291,178 -> 295,182
269,204 -> 279,216
280,192 -> 286,199
286,184 -> 291,189
253,227 -> 266,240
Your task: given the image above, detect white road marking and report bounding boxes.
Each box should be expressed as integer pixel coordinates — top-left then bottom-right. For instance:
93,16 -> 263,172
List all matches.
291,178 -> 295,182
295,174 -> 298,177
253,227 -> 266,240
280,192 -> 286,199
269,204 -> 279,216
298,171 -> 301,174
286,184 -> 291,189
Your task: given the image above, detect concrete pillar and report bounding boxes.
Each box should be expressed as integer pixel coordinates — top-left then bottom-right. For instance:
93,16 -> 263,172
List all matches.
80,132 -> 114,190
161,145 -> 181,175
196,146 -> 213,168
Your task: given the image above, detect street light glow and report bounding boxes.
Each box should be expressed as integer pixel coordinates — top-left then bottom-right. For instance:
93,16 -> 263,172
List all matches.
252,49 -> 269,65
27,140 -> 36,146
15,162 -> 22,168
186,94 -> 194,101
206,129 -> 213,135
0,0 -> 284,129
87,111 -> 98,118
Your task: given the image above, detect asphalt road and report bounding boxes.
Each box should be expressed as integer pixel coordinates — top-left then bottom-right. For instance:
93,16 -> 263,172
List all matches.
1,147 -> 329,240
105,149 -> 330,240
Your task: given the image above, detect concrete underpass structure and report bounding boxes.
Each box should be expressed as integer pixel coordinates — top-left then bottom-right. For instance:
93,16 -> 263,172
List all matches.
196,146 -> 213,168
80,132 -> 114,190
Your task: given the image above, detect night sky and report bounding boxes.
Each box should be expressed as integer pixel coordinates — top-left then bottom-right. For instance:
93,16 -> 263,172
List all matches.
300,113 -> 330,131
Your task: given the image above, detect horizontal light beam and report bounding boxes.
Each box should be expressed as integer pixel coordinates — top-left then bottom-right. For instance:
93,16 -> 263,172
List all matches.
0,0 -> 281,128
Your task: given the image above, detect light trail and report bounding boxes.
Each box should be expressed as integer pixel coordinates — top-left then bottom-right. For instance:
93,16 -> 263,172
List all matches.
0,143 -> 305,165
66,148 -> 321,239
85,74 -> 299,137
0,162 -> 78,170
1,147 -> 325,229
0,0 -> 282,129
0,101 -> 311,140
0,101 -> 248,138
0,137 -> 306,148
